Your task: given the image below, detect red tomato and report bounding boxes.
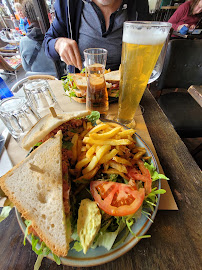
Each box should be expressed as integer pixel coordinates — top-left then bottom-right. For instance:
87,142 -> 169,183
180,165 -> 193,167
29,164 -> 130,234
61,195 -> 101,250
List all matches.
90,181 -> 145,216
111,83 -> 119,89
127,160 -> 152,195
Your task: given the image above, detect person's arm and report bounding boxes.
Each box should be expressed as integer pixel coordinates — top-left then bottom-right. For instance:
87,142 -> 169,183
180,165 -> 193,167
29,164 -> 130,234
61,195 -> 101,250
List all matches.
44,0 -> 82,70
54,38 -> 82,70
44,0 -> 69,60
168,3 -> 189,31
19,39 -> 30,72
24,18 -> 29,33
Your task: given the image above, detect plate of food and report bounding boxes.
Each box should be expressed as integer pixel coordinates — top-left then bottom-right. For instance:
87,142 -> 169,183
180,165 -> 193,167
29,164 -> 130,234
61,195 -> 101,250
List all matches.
62,70 -> 120,103
0,111 -> 168,269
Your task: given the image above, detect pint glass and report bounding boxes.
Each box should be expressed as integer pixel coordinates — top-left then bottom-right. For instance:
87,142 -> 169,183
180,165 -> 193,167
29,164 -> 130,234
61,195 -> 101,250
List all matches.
84,48 -> 109,115
117,21 -> 171,124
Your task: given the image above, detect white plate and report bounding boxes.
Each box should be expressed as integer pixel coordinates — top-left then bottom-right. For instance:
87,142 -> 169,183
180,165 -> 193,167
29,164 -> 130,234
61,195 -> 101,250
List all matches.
16,122 -> 161,267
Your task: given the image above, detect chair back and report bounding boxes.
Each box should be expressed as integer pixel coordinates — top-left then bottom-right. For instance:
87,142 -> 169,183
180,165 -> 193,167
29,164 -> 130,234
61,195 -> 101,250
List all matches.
11,75 -> 57,93
0,55 -> 14,72
157,39 -> 202,90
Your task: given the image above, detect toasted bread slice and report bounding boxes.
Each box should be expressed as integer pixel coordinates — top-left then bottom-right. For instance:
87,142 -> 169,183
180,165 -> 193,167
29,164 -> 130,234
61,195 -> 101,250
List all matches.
72,96 -> 86,103
70,73 -> 87,91
74,88 -> 86,98
0,131 -> 69,257
104,70 -> 120,83
21,111 -> 90,151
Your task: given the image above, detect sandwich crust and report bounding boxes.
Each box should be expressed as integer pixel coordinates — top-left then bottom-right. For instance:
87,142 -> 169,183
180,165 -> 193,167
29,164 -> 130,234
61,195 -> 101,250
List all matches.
0,131 -> 68,257
104,70 -> 120,83
21,111 -> 90,150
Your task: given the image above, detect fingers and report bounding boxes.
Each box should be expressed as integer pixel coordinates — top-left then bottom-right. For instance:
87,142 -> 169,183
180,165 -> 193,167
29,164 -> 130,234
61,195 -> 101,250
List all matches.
73,45 -> 82,71
189,24 -> 196,30
55,38 -> 82,70
177,24 -> 188,32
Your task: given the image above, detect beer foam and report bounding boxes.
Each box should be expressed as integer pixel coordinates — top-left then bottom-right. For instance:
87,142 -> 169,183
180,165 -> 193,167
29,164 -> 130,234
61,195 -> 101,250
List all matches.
123,28 -> 168,45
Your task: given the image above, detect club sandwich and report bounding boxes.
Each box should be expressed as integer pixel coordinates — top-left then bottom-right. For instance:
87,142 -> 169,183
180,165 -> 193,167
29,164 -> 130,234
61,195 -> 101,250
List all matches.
63,70 -> 120,103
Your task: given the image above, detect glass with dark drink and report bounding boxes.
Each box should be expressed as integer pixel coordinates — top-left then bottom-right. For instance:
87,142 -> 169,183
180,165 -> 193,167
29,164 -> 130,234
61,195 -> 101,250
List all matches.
84,49 -> 108,115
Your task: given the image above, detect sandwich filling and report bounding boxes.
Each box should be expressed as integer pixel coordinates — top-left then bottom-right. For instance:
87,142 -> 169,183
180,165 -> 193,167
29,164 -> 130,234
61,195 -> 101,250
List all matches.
40,118 -> 89,215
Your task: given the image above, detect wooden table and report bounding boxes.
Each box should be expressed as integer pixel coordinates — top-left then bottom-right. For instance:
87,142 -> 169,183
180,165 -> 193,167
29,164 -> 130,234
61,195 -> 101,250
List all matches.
0,89 -> 201,270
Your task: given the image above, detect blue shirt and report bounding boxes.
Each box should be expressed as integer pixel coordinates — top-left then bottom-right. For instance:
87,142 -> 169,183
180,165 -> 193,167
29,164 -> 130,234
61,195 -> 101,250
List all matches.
19,17 -> 29,33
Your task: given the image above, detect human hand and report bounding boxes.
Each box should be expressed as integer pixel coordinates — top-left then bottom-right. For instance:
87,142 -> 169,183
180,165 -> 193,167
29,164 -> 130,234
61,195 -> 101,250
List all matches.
55,37 -> 82,70
177,24 -> 189,32
189,24 -> 196,30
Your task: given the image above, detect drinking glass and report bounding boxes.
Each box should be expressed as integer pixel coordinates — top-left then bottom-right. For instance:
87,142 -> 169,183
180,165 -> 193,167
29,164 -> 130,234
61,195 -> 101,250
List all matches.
117,21 -> 171,125
84,48 -> 109,115
23,79 -> 60,117
148,36 -> 169,84
0,97 -> 40,143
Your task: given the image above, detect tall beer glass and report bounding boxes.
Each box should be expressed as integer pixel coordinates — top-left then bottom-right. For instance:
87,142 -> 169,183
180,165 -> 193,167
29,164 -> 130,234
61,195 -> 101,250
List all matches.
117,21 -> 171,124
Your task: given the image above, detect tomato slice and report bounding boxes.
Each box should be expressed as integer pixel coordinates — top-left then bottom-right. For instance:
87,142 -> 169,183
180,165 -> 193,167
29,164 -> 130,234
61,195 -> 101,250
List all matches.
90,181 -> 145,216
127,160 -> 152,195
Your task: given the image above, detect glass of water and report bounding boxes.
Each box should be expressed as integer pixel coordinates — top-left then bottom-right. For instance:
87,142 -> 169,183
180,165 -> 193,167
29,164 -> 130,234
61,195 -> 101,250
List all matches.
0,97 -> 40,143
23,79 -> 59,117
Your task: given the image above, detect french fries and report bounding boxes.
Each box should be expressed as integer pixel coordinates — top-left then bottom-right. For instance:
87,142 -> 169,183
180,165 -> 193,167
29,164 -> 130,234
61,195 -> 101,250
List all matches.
89,127 -> 121,140
73,120 -> 148,183
112,156 -> 132,166
99,149 -> 118,164
83,137 -> 132,146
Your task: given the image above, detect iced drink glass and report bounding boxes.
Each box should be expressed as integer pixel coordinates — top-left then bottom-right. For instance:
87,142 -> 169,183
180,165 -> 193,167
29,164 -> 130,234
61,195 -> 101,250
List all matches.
84,48 -> 109,115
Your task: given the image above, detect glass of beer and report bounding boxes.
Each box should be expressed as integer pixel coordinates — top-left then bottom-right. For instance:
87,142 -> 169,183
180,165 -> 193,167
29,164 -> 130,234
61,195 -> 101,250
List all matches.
84,48 -> 109,115
117,21 -> 171,125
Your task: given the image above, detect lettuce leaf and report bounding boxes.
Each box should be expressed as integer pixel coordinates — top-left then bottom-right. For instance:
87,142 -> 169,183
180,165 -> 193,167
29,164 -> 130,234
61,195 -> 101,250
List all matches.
31,234 -> 61,269
144,162 -> 169,181
24,220 -> 32,245
92,220 -> 125,251
86,111 -> 100,125
62,74 -> 77,99
0,206 -> 13,222
143,187 -> 166,212
63,141 -> 73,150
80,67 -> 85,73
33,142 -> 42,148
109,174 -> 118,182
72,241 -> 83,252
34,243 -> 51,270
52,254 -> 61,265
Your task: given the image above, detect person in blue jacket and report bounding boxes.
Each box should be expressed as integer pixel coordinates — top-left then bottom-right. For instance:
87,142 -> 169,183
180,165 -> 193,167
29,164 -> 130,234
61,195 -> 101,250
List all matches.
44,0 -> 150,73
19,0 -> 56,75
14,2 -> 29,33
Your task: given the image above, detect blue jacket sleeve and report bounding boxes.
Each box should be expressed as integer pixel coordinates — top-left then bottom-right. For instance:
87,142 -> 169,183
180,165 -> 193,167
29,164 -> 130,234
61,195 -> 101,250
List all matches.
44,0 -> 70,61
19,37 -> 31,71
